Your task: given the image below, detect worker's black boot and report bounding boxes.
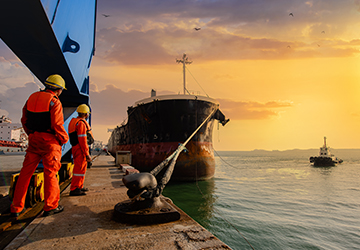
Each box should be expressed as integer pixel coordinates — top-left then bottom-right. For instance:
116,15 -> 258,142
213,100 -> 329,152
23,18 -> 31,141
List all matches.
70,188 -> 86,196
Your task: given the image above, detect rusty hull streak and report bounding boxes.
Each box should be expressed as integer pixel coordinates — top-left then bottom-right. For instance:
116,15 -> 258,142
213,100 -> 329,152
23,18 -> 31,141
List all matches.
112,141 -> 215,181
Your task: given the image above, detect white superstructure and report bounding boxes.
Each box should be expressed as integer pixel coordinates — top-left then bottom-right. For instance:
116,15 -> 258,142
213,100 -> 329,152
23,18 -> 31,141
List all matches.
0,115 -> 27,142
319,136 -> 332,157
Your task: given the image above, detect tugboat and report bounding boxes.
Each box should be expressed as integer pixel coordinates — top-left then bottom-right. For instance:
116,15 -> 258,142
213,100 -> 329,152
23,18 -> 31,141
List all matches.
309,137 -> 343,167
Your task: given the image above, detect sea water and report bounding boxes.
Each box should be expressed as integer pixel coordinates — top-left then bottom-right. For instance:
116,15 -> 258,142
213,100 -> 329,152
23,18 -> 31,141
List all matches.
163,149 -> 360,250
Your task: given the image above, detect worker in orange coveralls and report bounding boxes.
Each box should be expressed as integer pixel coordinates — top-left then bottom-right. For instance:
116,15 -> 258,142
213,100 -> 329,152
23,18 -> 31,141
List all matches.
10,74 -> 69,217
69,104 -> 93,196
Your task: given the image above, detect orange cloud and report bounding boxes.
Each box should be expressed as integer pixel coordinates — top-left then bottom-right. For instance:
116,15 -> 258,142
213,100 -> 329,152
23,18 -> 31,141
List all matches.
218,99 -> 293,120
96,25 -> 360,66
89,84 -> 173,125
88,83 -> 293,127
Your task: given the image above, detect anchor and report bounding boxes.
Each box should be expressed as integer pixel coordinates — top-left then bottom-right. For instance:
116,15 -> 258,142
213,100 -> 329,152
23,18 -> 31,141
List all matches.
113,107 -> 219,224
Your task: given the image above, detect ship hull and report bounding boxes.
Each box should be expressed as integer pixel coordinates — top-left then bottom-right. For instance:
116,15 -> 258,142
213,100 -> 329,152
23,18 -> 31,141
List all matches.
310,156 -> 343,167
0,140 -> 27,154
108,95 -> 227,181
111,141 -> 215,181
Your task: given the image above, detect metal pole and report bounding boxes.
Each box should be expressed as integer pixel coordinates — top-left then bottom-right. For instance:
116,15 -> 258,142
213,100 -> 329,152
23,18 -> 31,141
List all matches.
183,55 -> 186,94
176,53 -> 192,95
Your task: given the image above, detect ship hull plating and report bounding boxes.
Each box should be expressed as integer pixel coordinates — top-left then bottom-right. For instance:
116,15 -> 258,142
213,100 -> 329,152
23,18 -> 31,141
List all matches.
108,95 -> 227,181
112,141 -> 215,181
310,156 -> 343,167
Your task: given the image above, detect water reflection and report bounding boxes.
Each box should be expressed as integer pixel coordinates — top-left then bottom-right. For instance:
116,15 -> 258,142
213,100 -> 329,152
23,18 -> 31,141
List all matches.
163,178 -> 216,227
310,165 -> 334,176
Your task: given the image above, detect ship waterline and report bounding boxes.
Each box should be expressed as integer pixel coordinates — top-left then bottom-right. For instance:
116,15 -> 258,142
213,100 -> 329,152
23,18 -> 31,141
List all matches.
108,94 -> 228,181
111,141 -> 216,181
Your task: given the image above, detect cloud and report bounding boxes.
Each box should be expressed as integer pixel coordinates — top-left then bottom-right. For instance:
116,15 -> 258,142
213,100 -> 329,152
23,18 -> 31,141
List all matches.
89,84 -> 291,127
97,0 -> 319,25
355,0 -> 360,11
96,25 -> 360,66
89,84 -> 174,126
96,27 -> 175,65
218,98 -> 293,120
0,57 -> 37,93
94,0 -> 360,66
1,1 -> 358,70
0,41 -> 18,60
0,82 -> 39,122
0,77 -> 293,133
89,84 -> 148,125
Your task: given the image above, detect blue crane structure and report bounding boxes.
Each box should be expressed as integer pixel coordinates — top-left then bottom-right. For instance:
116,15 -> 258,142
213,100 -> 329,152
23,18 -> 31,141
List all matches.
0,0 -> 97,161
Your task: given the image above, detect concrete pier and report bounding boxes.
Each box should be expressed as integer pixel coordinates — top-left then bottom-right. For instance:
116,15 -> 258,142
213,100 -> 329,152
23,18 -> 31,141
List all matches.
5,154 -> 231,249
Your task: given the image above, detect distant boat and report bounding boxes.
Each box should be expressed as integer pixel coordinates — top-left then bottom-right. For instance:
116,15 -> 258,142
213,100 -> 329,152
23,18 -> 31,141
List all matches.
0,115 -> 27,154
309,137 -> 343,167
0,140 -> 26,155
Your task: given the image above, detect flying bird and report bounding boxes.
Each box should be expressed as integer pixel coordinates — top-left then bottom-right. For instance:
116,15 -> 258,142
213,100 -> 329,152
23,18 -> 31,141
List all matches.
194,27 -> 201,31
287,45 -> 291,49
321,31 -> 325,34
289,13 -> 294,17
102,14 -> 110,17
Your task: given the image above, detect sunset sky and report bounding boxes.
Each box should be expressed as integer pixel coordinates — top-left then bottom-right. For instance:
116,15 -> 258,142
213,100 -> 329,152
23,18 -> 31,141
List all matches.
2,0 -> 360,151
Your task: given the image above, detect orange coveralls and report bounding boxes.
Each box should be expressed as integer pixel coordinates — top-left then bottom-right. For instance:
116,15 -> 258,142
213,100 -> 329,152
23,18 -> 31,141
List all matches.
68,117 -> 92,191
11,90 -> 69,213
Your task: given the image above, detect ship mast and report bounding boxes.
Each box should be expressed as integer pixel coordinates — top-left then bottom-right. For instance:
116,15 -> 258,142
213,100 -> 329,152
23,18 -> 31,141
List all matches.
176,53 -> 192,94
323,136 -> 327,148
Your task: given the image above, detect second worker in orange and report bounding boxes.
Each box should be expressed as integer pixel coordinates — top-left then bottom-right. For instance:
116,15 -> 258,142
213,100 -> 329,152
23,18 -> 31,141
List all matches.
68,104 -> 94,196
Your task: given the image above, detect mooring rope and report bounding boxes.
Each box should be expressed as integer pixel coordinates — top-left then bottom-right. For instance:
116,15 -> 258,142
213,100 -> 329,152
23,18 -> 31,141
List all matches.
214,148 -> 238,169
146,106 -> 219,198
183,106 -> 217,146
151,106 -> 218,176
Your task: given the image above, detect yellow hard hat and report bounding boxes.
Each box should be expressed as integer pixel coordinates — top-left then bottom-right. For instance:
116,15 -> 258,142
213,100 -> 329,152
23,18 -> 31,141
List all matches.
77,104 -> 90,114
44,74 -> 66,90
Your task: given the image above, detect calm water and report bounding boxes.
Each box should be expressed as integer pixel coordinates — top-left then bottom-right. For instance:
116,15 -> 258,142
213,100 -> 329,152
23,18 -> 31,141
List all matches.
163,149 -> 360,250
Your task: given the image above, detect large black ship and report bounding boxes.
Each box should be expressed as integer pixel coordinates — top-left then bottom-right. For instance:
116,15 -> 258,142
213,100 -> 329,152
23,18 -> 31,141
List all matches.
108,54 -> 229,181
